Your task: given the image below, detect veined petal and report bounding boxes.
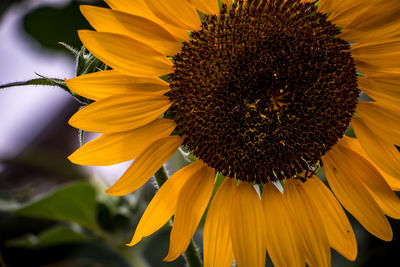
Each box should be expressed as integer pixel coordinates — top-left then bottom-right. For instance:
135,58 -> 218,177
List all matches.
80,6 -> 181,56
203,178 -> 236,267
337,136 -> 400,191
128,161 -> 204,246
230,182 -> 266,267
65,70 -> 169,101
354,57 -> 400,76
352,117 -> 400,179
78,30 -> 173,77
356,102 -> 400,144
322,144 -> 393,241
339,0 -> 400,43
358,74 -> 400,111
345,0 -> 400,32
318,0 -> 361,20
303,177 -> 357,261
105,136 -> 183,196
187,0 -> 219,15
104,0 -> 189,42
285,179 -> 331,267
351,42 -> 400,75
164,163 -> 215,261
68,93 -> 171,133
352,41 -> 400,56
262,183 -> 305,267
327,2 -> 372,28
335,140 -> 400,219
144,0 -> 201,30
68,119 -> 175,166
382,171 -> 400,191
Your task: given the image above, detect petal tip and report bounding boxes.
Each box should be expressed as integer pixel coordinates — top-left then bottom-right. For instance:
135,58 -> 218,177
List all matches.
163,254 -> 179,263
104,187 -> 123,196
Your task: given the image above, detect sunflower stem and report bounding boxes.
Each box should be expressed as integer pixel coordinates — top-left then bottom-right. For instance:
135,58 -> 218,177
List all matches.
154,166 -> 203,267
154,166 -> 169,186
183,239 -> 202,267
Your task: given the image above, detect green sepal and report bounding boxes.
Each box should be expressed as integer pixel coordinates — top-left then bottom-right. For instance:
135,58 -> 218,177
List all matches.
75,45 -> 107,76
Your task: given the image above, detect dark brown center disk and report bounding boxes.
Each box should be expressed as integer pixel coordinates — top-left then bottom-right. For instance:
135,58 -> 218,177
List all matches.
167,0 -> 359,183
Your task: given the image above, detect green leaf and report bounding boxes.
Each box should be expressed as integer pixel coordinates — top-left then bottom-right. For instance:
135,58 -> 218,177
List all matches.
6,225 -> 89,249
15,183 -> 98,231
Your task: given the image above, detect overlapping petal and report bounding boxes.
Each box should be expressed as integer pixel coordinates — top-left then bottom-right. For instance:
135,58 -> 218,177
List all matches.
303,177 -> 357,261
128,161 -> 205,246
358,74 -> 400,112
262,183 -> 305,267
203,178 -> 236,267
69,93 -> 171,133
322,142 -> 393,241
78,30 -> 173,77
144,0 -> 201,30
352,117 -> 400,179
104,0 -> 189,41
68,119 -> 175,166
105,136 -> 183,196
81,5 -> 181,55
230,182 -> 266,267
164,163 -> 215,261
285,179 -> 331,267
335,137 -> 400,219
66,70 -> 169,101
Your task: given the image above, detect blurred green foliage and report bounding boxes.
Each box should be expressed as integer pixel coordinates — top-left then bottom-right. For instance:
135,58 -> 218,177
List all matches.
15,183 -> 98,231
23,1 -> 106,51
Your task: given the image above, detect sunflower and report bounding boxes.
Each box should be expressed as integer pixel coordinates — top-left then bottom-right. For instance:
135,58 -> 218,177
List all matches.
66,0 -> 400,266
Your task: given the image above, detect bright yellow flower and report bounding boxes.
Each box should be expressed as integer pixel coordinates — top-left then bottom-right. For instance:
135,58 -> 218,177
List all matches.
67,0 -> 400,266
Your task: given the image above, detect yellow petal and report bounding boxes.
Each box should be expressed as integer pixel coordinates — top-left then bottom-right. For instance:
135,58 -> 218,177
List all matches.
322,144 -> 393,241
104,0 -> 189,42
187,0 -> 219,15
68,93 -> 171,133
356,102 -> 400,144
303,177 -> 357,261
80,5 -> 181,56
318,0 -> 360,21
262,183 -> 305,267
351,41 -> 400,75
353,47 -> 400,76
78,30 -> 173,77
339,1 -> 400,43
164,164 -> 215,261
335,140 -> 400,220
128,161 -> 204,246
352,117 -> 400,179
358,74 -> 400,111
338,136 -> 400,191
144,0 -> 201,30
230,182 -> 266,267
381,171 -> 400,191
345,1 -> 400,32
105,136 -> 182,196
285,179 -> 331,267
65,70 -> 169,101
203,178 -> 236,267
68,119 -> 175,166
327,2 -> 371,28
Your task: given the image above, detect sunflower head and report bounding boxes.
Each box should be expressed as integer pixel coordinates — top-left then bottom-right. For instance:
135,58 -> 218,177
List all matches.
66,0 -> 400,266
169,0 -> 359,183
